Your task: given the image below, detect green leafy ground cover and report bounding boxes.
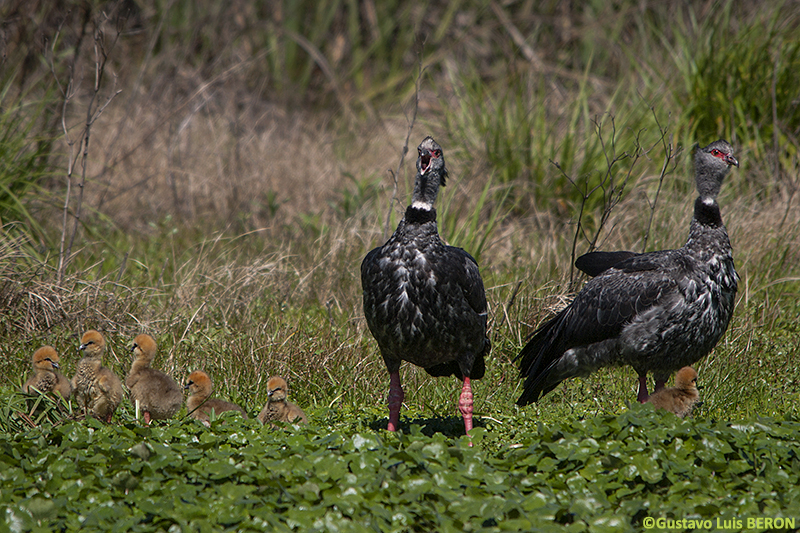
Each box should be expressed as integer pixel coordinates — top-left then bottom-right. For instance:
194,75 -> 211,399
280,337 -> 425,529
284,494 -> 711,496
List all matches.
2,404 -> 800,532
2,1 -> 800,531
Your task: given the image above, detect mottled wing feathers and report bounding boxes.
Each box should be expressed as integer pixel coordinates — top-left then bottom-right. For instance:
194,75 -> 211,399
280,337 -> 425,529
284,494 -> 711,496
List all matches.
360,246 -> 393,339
610,252 -> 671,274
453,247 -> 488,319
455,247 -> 490,379
360,246 -> 381,279
515,309 -> 565,385
431,245 -> 489,379
575,250 -> 640,277
565,262 -> 677,344
517,254 -> 679,404
425,339 -> 488,379
361,226 -> 489,379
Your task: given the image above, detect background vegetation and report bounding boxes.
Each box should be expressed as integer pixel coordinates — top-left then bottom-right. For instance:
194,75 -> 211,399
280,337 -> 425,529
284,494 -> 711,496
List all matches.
1,0 -> 799,529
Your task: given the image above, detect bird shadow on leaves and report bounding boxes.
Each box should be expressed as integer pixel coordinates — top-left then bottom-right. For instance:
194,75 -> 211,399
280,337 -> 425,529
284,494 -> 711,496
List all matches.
368,414 -> 486,438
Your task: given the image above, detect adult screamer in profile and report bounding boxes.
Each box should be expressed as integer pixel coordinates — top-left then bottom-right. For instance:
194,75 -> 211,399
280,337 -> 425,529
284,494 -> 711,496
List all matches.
361,136 -> 490,435
516,140 -> 739,405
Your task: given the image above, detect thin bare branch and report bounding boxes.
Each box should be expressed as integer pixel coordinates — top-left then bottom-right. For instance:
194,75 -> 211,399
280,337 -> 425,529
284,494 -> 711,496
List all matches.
383,50 -> 425,240
554,160 -> 599,286
53,9 -> 90,285
642,108 -> 679,251
57,9 -> 123,284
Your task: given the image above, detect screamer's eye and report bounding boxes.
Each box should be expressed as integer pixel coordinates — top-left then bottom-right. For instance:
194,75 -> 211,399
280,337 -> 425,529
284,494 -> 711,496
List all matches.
711,149 -> 722,157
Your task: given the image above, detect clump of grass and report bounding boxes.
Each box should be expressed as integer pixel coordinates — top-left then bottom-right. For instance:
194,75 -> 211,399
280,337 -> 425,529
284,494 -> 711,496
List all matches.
658,1 -> 800,188
0,86 -> 58,249
0,389 -> 74,433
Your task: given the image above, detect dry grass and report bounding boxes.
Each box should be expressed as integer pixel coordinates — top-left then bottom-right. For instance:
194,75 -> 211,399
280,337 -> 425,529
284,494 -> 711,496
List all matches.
3,147 -> 798,424
1,0 -> 799,427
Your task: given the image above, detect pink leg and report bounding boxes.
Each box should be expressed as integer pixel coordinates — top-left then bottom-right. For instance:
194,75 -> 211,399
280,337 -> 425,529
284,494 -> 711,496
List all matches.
458,377 -> 474,437
637,375 -> 650,403
144,411 -> 151,425
654,379 -> 666,393
387,372 -> 404,432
